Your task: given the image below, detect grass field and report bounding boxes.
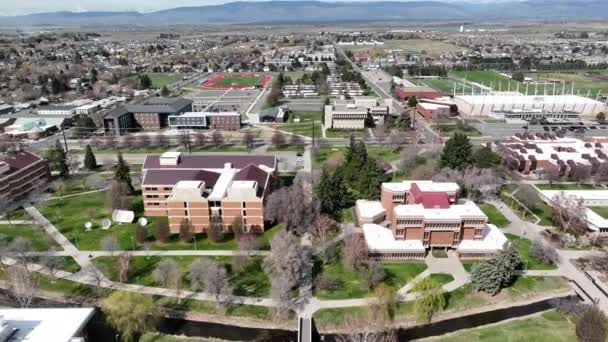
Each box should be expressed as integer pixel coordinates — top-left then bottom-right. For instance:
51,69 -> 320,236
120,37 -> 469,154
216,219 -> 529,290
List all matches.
313,256 -> 427,299
431,310 -> 575,342
130,73 -> 184,89
312,146 -> 401,170
449,71 -> 519,93
433,124 -> 482,137
94,255 -> 271,297
407,78 -> 485,95
535,184 -> 604,191
0,224 -> 58,251
35,191 -> 282,251
590,207 -> 608,219
524,71 -> 608,98
479,203 -> 511,228
216,76 -> 262,87
277,122 -> 323,138
288,110 -> 322,123
350,39 -> 462,57
506,234 -> 557,270
314,276 -> 569,329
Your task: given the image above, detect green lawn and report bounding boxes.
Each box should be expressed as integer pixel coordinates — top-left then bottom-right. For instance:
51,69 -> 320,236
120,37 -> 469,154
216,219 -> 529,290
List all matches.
535,184 -> 603,191
178,146 -> 251,153
313,255 -> 427,299
590,207 -> 608,219
433,310 -> 575,342
506,234 -> 557,270
479,203 -> 511,228
433,124 -> 482,137
129,73 -> 185,89
0,224 -> 58,251
312,146 -> 400,170
314,276 -> 569,330
36,191 -> 281,251
338,207 -> 355,224
94,255 -> 270,297
325,129 -> 365,139
1,208 -> 31,221
266,146 -> 305,153
449,71 -> 520,93
503,187 -> 554,226
288,110 -> 322,123
216,76 -> 262,87
277,122 -> 323,138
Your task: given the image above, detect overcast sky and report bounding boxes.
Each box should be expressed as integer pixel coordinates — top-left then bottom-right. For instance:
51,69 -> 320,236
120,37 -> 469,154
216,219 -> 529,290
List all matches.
1,0 -> 498,16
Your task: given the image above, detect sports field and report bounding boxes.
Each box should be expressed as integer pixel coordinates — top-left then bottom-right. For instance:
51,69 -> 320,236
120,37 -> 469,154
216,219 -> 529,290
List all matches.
216,76 -> 263,86
449,71 -> 520,93
201,73 -> 271,89
349,39 -> 462,57
406,77 -> 487,95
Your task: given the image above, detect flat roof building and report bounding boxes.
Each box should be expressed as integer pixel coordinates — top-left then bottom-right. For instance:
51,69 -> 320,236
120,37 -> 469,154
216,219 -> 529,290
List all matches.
168,111 -> 241,130
454,94 -> 607,117
324,96 -> 390,129
0,150 -> 50,208
357,180 -> 508,260
142,152 -> 277,233
0,308 -> 95,342
498,134 -> 608,177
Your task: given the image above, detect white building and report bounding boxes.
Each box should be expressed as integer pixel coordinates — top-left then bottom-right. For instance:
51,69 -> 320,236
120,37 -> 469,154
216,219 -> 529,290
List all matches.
324,96 -> 390,129
0,308 -> 95,342
454,94 -> 607,117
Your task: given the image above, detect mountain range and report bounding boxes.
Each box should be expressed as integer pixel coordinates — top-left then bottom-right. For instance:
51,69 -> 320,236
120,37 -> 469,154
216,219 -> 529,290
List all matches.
0,0 -> 607,26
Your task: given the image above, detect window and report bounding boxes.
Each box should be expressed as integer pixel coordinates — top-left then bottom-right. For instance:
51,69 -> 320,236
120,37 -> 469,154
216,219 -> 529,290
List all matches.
184,210 -> 188,216
164,187 -> 172,191
183,202 -> 188,208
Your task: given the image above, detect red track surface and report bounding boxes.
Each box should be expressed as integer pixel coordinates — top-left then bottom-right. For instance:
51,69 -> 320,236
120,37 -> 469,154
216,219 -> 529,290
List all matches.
200,73 -> 271,89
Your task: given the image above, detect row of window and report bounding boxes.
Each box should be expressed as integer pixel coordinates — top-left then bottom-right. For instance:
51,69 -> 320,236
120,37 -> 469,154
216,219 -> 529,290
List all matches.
144,187 -> 173,191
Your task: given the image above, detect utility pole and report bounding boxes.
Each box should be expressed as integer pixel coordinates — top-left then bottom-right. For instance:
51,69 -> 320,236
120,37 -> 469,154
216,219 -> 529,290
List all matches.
62,130 -> 68,153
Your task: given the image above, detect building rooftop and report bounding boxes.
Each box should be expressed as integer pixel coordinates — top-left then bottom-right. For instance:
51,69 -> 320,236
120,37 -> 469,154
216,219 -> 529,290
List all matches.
0,150 -> 44,178
143,154 -> 276,171
457,224 -> 508,252
362,224 -> 426,253
125,97 -> 192,114
356,200 -> 386,220
382,180 -> 460,194
393,200 -> 486,221
0,307 -> 95,342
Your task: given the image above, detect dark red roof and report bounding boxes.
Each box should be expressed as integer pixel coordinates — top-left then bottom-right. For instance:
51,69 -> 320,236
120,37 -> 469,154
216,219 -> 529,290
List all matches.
0,150 -> 43,178
233,164 -> 271,197
142,169 -> 220,186
410,183 -> 450,209
143,154 -> 276,170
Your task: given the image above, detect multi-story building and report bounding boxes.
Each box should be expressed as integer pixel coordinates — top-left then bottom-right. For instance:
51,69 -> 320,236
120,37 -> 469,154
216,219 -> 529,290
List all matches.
357,181 -> 508,260
0,150 -> 50,208
142,152 -> 276,233
102,97 -> 192,135
168,112 -> 241,130
324,96 -> 390,129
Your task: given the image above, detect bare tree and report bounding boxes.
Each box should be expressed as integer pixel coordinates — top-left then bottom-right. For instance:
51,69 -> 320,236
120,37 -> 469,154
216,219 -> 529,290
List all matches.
264,231 -> 312,291
211,130 -> 224,147
152,258 -> 179,288
193,132 -> 208,148
551,193 -> 588,236
462,167 -> 502,200
516,185 -> 540,212
117,252 -> 131,283
531,240 -> 559,265
271,131 -> 286,148
157,134 -> 170,149
265,181 -> 319,234
388,131 -> 406,150
179,219 -> 194,243
8,265 -> 39,308
100,236 -> 119,256
85,264 -> 106,295
41,256 -> 64,281
187,258 -> 208,291
271,276 -> 293,319
9,237 -> 33,272
309,215 -> 337,262
203,260 -> 232,310
374,124 -> 385,145
343,234 -> 367,271
207,215 -> 224,243
399,145 -> 418,171
242,131 -> 255,149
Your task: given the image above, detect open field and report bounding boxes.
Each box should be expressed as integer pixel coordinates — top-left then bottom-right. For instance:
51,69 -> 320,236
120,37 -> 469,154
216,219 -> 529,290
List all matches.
449,71 -> 519,93
506,234 -> 557,270
130,73 -> 184,89
429,310 -> 575,342
525,71 -> 608,98
216,76 -> 263,87
0,224 -> 58,251
407,78 -> 486,95
590,206 -> 608,219
350,39 -> 463,56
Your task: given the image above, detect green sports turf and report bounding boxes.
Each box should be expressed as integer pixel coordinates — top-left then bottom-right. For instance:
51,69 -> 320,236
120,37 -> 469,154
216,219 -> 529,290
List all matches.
216,76 -> 262,86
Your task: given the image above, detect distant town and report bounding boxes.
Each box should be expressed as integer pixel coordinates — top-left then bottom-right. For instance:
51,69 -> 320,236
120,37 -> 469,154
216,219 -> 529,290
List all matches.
0,4 -> 608,342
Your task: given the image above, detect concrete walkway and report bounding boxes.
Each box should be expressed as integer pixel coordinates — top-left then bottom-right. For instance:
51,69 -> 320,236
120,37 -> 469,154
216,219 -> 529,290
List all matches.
0,220 -> 34,225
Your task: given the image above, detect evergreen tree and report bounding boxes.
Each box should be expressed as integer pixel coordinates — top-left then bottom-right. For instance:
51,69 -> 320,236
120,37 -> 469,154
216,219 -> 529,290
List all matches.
46,140 -> 69,178
160,85 -> 170,97
440,132 -> 473,170
397,111 -> 411,130
138,74 -> 152,89
472,145 -> 501,169
355,159 -> 384,199
83,144 -> 97,170
114,152 -> 133,193
470,245 -> 521,295
75,115 -> 96,138
407,96 -> 418,108
316,169 -> 353,219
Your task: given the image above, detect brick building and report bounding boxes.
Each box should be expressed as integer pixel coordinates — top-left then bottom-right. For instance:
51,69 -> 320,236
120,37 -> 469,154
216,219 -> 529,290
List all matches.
168,112 -> 241,130
416,102 -> 452,120
324,96 -> 391,129
0,150 -> 50,208
142,152 -> 276,233
395,86 -> 442,101
102,97 -> 192,135
357,181 -> 507,259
